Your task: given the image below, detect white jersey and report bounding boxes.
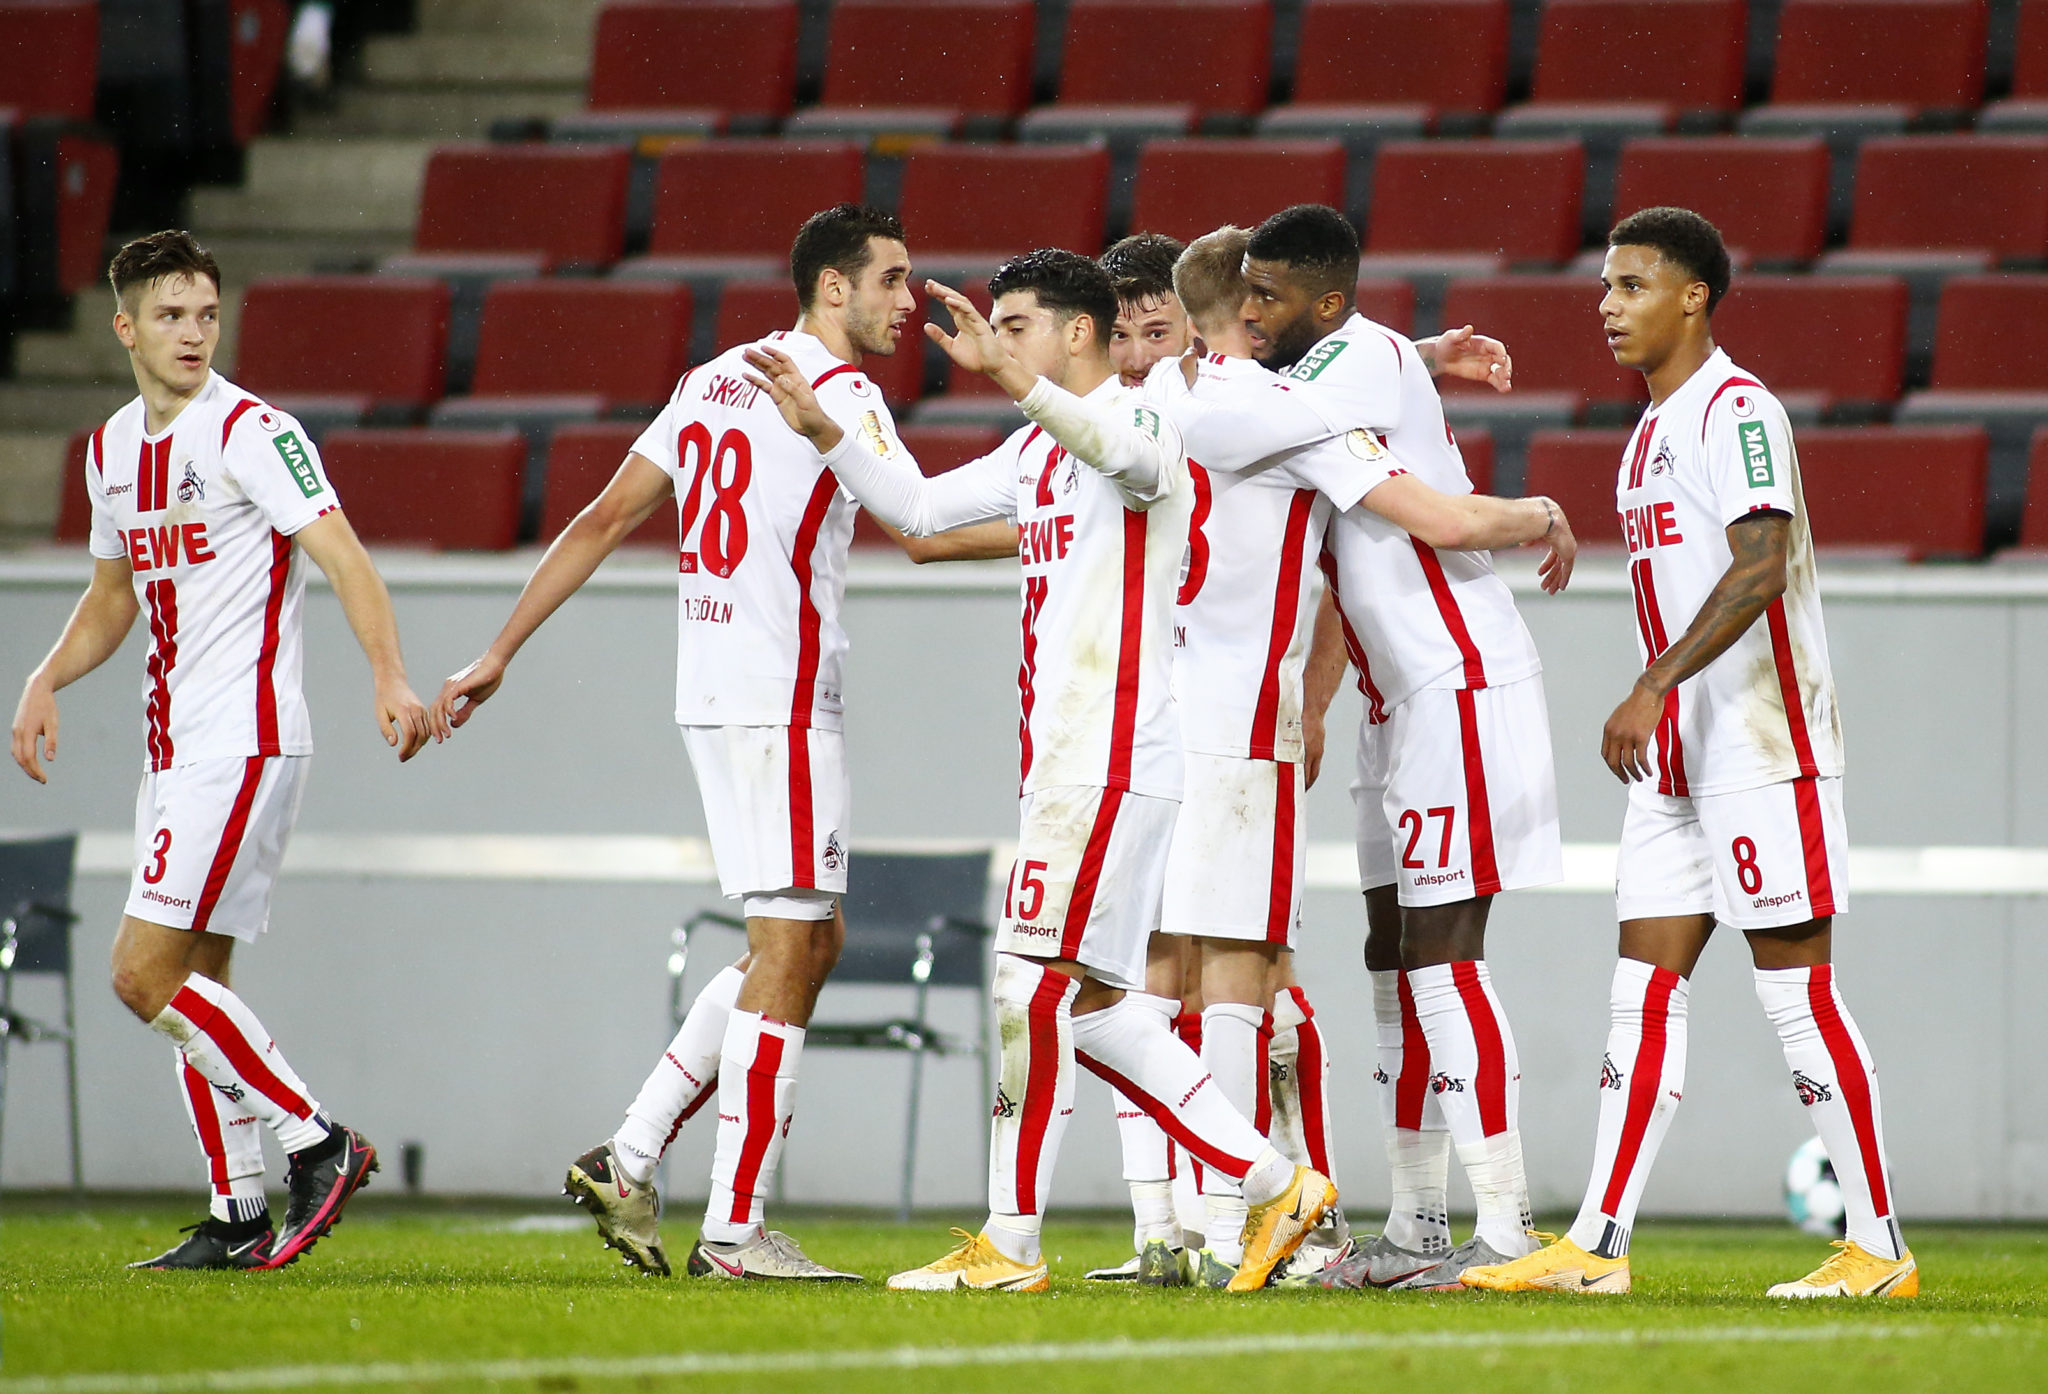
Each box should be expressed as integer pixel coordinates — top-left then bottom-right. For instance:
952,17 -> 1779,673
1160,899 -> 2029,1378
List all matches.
819,373 -> 1192,798
1148,353 -> 1377,761
632,330 -> 890,730
85,373 -> 335,770
1616,348 -> 1842,796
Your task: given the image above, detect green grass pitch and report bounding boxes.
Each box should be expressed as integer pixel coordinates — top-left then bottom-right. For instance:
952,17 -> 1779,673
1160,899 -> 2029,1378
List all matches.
2,1197 -> 2043,1393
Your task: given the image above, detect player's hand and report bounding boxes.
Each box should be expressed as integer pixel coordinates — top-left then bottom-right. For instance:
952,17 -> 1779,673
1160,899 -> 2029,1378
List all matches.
1601,679 -> 1666,783
433,653 -> 506,733
922,281 -> 1031,395
11,678 -> 58,784
1303,710 -> 1326,790
376,675 -> 433,762
742,346 -> 843,451
1433,325 -> 1513,393
1532,497 -> 1576,594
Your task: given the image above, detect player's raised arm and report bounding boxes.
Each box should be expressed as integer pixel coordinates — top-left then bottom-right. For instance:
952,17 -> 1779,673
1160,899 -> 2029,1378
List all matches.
292,510 -> 432,760
11,556 -> 140,783
1362,476 -> 1576,593
1415,325 -> 1513,393
434,450 -> 675,730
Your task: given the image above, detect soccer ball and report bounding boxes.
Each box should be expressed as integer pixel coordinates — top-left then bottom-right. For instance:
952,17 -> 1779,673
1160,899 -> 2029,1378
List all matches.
1783,1136 -> 1847,1237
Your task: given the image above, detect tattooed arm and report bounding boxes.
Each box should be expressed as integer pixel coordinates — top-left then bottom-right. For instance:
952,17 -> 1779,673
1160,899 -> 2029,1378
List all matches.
1601,512 -> 1790,782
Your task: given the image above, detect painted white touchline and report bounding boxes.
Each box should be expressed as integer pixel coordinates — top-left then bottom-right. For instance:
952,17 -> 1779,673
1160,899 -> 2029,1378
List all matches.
0,1321 -> 2020,1394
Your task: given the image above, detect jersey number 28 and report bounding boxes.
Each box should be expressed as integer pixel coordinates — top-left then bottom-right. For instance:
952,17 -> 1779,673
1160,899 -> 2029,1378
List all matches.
677,423 -> 752,577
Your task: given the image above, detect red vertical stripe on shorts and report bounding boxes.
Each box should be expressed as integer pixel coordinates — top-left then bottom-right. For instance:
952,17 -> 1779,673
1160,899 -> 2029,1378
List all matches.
192,757 -> 266,933
786,471 -> 840,728
1253,1009 -> 1275,1134
254,530 -> 290,753
786,724 -> 816,890
1267,762 -> 1297,944
1454,688 -> 1502,896
1450,961 -> 1510,1137
1766,599 -> 1821,777
1107,509 -> 1145,790
1061,787 -> 1123,960
1289,987 -> 1332,1173
181,1060 -> 231,1192
1014,964 -> 1071,1213
726,1027 -> 787,1223
1249,489 -> 1317,759
1599,965 -> 1679,1215
1394,972 -> 1431,1130
1076,1052 -> 1257,1178
170,983 -> 313,1120
1410,537 -> 1488,689
1791,776 -> 1837,916
1806,965 -> 1891,1217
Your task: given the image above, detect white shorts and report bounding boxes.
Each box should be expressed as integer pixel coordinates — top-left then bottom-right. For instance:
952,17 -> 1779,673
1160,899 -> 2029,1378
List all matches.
1363,675 -> 1563,907
125,755 -> 308,943
1161,752 -> 1303,947
996,784 -> 1176,991
1616,775 -> 1849,930
681,724 -> 848,915
1351,715 -> 1395,892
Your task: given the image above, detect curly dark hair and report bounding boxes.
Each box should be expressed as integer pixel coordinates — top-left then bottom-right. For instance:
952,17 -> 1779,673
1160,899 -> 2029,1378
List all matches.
1100,232 -> 1184,309
1245,205 -> 1359,297
987,248 -> 1119,347
1608,206 -> 1732,313
107,230 -> 220,310
790,203 -> 907,312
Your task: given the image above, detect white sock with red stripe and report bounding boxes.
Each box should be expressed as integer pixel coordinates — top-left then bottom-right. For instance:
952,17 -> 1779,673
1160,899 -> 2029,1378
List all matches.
1370,970 -> 1452,1255
1406,961 -> 1533,1258
985,954 -> 1079,1265
1755,964 -> 1906,1261
613,964 -> 744,1186
702,1009 -> 805,1245
175,1050 -> 267,1225
1198,1002 -> 1265,1263
1073,994 -> 1293,1205
150,974 -> 329,1154
1268,986 -> 1336,1174
1110,991 -> 1180,1247
1566,959 -> 1690,1259
1171,1012 -> 1205,1239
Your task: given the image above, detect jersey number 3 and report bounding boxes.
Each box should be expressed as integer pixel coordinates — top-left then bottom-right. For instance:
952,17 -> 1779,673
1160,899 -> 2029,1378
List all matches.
677,423 -> 752,577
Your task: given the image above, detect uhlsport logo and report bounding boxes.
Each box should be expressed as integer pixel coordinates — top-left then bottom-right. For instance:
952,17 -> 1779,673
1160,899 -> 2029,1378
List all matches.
1600,1054 -> 1625,1090
1792,1069 -> 1834,1106
1429,1071 -> 1465,1096
272,430 -> 323,499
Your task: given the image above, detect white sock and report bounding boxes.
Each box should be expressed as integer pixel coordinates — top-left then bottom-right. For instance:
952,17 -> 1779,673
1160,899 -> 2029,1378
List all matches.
1566,959 -> 1689,1259
985,955 -> 1078,1249
702,1009 -> 805,1245
986,1212 -> 1042,1266
150,973 -> 329,1153
1129,1179 -> 1177,1250
614,964 -> 743,1184
175,1050 -> 266,1224
1371,969 -> 1452,1254
1198,1001 -> 1264,1264
1755,964 -> 1905,1260
1109,992 -> 1179,1248
1170,1012 -> 1206,1239
1407,961 -> 1531,1257
1268,985 -> 1336,1174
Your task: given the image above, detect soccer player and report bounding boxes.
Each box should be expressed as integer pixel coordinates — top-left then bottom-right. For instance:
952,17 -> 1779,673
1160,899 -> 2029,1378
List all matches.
9,230 -> 432,1270
432,204 -> 923,1283
1463,208 -> 1915,1299
742,249 -> 1335,1294
1163,205 -> 1573,1291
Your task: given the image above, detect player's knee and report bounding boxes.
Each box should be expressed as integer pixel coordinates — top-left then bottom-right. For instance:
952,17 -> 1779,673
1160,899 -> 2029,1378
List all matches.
108,954 -> 173,1021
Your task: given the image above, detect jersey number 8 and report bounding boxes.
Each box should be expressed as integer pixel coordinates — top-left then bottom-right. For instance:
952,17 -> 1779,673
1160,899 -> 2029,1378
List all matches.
677,423 -> 752,577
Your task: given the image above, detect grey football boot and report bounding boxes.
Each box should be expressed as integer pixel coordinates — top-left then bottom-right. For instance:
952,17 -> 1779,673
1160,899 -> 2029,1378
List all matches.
564,1140 -> 669,1276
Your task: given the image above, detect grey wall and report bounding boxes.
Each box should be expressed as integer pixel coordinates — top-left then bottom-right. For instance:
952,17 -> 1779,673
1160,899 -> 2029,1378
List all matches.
3,551 -> 2045,1224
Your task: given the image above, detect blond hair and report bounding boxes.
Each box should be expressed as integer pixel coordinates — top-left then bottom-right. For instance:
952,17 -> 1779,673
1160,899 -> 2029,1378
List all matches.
1172,226 -> 1252,334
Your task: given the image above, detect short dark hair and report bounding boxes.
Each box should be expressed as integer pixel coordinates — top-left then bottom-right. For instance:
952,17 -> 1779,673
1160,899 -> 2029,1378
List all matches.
108,230 -> 220,310
790,203 -> 906,312
1608,206 -> 1732,313
987,248 -> 1119,347
1246,205 -> 1359,297
1100,232 -> 1184,309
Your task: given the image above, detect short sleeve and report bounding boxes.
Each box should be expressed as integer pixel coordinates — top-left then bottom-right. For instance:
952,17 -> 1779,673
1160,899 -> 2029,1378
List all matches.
85,436 -> 125,560
1280,326 -> 1408,435
816,373 -> 909,503
629,397 -> 684,480
224,409 -> 341,536
1278,429 -> 1403,513
1702,389 -> 1799,528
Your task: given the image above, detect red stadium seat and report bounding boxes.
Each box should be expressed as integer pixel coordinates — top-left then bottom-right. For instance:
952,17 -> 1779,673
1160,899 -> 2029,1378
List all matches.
818,0 -> 1035,121
1931,275 -> 2048,390
1058,0 -> 1271,120
1710,276 -> 1908,404
1128,140 -> 1345,244
1611,138 -> 1831,266
1522,430 -> 1630,547
2019,427 -> 2048,548
853,423 -> 1010,545
53,428 -> 93,542
588,0 -> 797,123
415,145 -> 632,269
1355,277 -> 1416,334
711,280 -> 926,409
1771,0 -> 1987,111
0,2 -> 97,119
2019,0 -> 2048,96
1530,0 -> 1745,111
540,422 -> 675,546
1291,0 -> 1506,115
1453,425 -> 1494,495
470,280 -> 691,409
226,0 -> 290,146
1439,277 -> 1642,405
646,141 -> 865,259
235,277 -> 451,412
319,429 -> 528,550
1847,137 -> 2048,261
898,144 -> 1111,256
46,132 -> 117,296
1367,141 -> 1584,265
1797,426 -> 1988,557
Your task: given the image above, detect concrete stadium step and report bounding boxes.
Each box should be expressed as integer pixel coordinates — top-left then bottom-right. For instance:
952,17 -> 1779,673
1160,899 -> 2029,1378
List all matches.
13,289 -> 130,383
185,138 -> 435,237
291,85 -> 586,140
0,383 -> 133,433
416,0 -> 606,46
0,432 -> 71,538
360,34 -> 592,86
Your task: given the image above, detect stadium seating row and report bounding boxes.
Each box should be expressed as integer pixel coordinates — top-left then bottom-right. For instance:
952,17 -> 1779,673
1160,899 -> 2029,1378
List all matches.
584,0 -> 2048,125
52,422 -> 2048,559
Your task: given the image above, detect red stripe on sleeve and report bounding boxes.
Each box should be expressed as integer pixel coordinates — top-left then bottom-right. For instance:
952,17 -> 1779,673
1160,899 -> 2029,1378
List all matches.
1701,378 -> 1766,443
810,363 -> 860,391
220,398 -> 259,449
